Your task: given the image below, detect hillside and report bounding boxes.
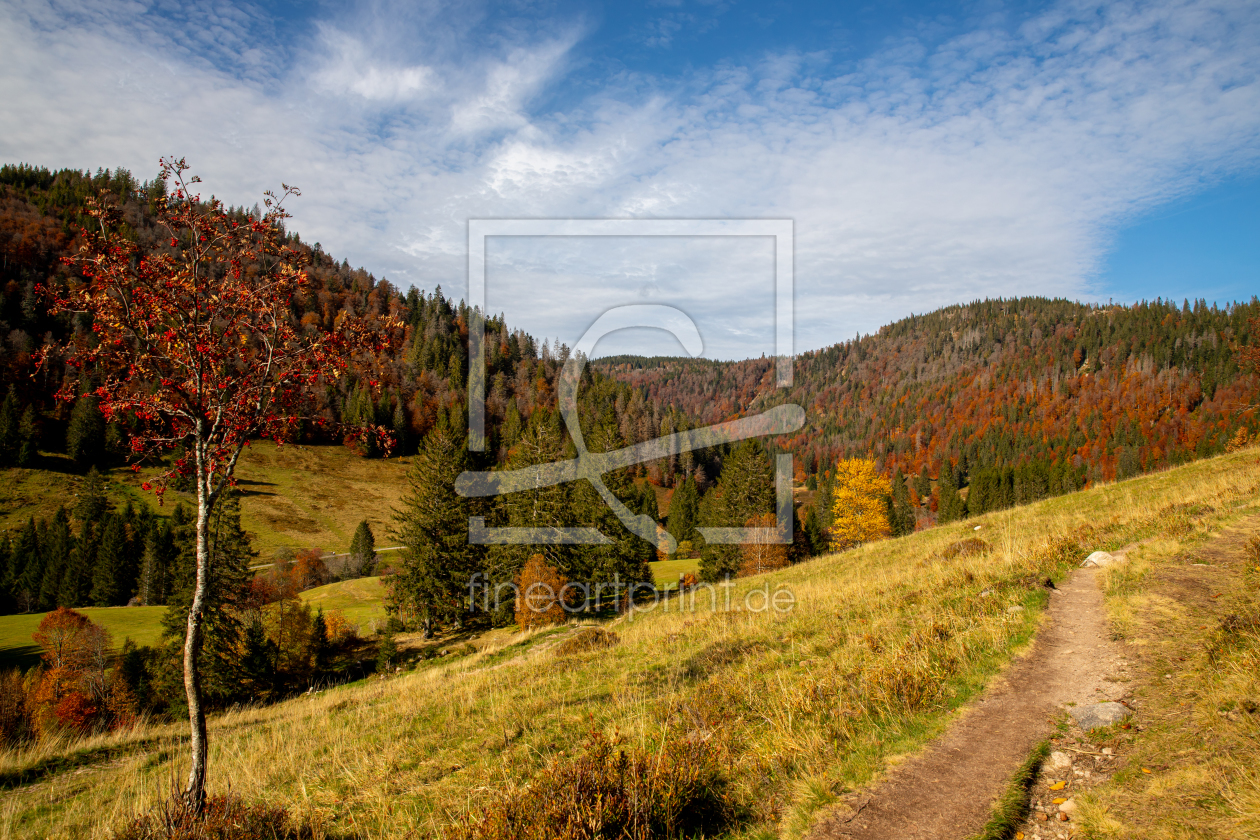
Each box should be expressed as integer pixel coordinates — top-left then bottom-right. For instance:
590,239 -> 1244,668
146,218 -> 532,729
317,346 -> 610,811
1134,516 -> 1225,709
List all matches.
601,296 -> 1260,522
5,444 -> 1258,839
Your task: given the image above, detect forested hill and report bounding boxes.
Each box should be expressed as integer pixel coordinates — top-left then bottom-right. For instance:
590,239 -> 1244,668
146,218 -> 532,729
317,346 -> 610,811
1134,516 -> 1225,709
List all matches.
0,162 -> 688,468
600,297 -> 1260,513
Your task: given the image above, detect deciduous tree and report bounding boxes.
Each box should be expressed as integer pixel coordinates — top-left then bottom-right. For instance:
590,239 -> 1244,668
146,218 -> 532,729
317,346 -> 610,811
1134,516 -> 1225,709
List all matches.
828,458 -> 891,550
42,158 -> 391,810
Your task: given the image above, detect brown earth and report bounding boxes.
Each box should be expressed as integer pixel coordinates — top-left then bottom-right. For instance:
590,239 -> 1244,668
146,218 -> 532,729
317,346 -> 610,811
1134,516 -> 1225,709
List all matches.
809,559 -> 1135,840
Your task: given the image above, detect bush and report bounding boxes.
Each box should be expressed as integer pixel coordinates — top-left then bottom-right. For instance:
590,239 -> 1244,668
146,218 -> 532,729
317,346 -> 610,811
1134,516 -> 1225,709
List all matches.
553,629 -> 619,657
114,793 -> 312,840
447,732 -> 738,840
941,537 -> 991,560
514,554 -> 570,630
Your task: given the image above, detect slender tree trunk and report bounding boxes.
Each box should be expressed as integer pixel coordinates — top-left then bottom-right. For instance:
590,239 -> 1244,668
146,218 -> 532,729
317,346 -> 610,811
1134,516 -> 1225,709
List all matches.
183,440 -> 211,813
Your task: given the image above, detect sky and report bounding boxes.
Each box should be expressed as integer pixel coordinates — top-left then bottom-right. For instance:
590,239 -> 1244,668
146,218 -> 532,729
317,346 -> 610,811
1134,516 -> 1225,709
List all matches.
1,0 -> 1258,360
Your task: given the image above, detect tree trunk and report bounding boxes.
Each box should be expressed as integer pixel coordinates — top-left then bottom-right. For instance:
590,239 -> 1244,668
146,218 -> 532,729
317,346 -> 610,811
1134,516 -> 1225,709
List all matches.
183,444 -> 211,813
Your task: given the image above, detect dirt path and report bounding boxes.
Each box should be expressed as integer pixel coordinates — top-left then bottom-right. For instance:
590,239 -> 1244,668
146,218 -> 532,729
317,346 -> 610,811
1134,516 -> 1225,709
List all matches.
809,563 -> 1134,840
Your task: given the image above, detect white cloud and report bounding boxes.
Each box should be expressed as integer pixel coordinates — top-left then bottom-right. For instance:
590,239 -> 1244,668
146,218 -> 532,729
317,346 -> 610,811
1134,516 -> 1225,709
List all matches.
0,0 -> 1258,359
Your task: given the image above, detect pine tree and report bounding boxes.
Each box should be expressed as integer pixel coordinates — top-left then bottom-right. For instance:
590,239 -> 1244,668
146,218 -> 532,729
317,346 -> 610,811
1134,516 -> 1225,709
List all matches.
390,425 -> 481,637
348,520 -> 377,577
66,394 -> 107,467
0,535 -> 13,614
139,521 -> 177,606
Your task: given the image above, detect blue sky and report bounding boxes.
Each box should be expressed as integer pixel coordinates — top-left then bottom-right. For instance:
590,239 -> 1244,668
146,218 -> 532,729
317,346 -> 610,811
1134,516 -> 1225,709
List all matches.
1,0 -> 1258,359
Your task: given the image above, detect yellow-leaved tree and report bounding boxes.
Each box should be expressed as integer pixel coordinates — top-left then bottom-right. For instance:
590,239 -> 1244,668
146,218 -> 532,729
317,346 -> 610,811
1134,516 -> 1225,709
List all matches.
829,458 -> 891,551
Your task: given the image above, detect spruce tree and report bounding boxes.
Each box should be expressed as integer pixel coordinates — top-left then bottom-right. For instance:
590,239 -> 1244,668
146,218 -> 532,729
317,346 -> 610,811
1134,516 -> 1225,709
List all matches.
59,522 -> 97,607
73,467 -> 109,526
666,477 -> 700,546
37,508 -> 73,611
391,424 -> 481,637
9,519 -> 41,612
66,393 -> 107,466
0,388 -> 19,466
889,469 -> 916,536
348,520 -> 377,577
90,514 -> 128,606
16,405 -> 38,466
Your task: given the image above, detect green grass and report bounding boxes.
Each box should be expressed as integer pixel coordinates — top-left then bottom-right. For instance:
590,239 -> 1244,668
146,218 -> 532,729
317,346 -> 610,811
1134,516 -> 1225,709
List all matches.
968,740 -> 1050,840
298,576 -> 388,633
0,605 -> 168,671
1,443 -> 415,559
649,555 -> 701,589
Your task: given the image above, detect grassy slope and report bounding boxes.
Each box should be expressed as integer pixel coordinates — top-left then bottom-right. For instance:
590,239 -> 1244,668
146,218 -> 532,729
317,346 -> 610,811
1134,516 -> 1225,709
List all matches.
0,443 -> 414,558
298,576 -> 388,633
3,448 -> 1259,840
0,606 -> 167,671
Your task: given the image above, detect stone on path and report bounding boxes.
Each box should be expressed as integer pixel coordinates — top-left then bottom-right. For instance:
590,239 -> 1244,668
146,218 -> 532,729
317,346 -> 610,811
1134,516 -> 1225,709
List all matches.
1081,551 -> 1119,568
1070,701 -> 1130,731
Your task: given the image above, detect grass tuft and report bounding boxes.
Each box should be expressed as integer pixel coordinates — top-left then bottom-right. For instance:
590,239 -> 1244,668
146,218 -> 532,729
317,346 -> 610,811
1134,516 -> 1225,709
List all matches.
967,740 -> 1050,840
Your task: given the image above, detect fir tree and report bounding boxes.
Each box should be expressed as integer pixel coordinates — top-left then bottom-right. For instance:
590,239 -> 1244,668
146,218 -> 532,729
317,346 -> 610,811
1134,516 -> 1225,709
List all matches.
59,522 -> 97,607
348,520 -> 377,577
9,518 -> 41,612
73,467 -> 109,526
889,469 -> 916,537
37,508 -> 73,611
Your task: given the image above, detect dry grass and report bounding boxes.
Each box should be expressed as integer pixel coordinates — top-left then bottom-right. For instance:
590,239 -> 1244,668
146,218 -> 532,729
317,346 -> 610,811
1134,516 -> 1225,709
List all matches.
1077,473 -> 1260,840
3,449 -> 1260,840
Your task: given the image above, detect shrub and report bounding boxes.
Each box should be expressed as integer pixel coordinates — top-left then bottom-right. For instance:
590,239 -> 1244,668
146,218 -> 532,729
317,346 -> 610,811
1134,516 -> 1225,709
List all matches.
0,668 -> 32,747
447,732 -> 738,840
114,793 -> 310,840
553,629 -> 620,657
941,537 -> 991,560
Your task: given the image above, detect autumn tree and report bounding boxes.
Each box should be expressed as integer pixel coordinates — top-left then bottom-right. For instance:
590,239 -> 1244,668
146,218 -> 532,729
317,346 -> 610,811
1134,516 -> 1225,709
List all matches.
828,458 -> 891,551
43,159 -> 390,810
514,553 -> 569,630
738,513 -> 790,576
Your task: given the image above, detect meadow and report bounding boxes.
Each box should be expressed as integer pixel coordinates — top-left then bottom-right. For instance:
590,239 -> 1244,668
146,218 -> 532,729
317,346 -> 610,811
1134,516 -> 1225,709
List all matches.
2,448 -> 1258,839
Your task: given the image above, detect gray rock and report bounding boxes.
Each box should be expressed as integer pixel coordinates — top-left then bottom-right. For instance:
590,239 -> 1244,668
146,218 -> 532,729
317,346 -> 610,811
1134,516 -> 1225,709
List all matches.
1081,550 -> 1119,568
1070,701 -> 1130,731
1047,750 -> 1072,770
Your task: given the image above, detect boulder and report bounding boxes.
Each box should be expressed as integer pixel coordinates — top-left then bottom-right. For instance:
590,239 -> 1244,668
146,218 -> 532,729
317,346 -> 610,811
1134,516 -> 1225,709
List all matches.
1070,701 -> 1130,731
1081,550 -> 1119,568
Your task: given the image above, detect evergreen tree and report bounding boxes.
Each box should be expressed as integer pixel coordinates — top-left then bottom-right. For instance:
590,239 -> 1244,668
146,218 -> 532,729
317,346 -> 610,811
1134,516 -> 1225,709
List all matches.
37,508 -> 73,611
9,518 -> 41,612
309,608 -> 329,672
391,425 -> 481,637
90,514 -> 128,606
348,519 -> 377,577
73,467 -> 109,525
0,536 -> 12,613
158,495 -> 255,711
666,476 -> 700,546
0,388 -> 19,466
139,521 -> 177,606
66,393 -> 107,466
889,469 -> 916,536
59,522 -> 97,607
16,405 -> 38,466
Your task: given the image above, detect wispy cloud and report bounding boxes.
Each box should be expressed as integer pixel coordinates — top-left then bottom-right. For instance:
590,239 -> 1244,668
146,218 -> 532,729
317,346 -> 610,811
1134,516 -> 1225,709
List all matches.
1,0 -> 1257,358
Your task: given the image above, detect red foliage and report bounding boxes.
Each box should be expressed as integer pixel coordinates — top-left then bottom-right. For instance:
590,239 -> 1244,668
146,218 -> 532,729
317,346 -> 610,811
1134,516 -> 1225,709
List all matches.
32,607 -> 105,671
53,691 -> 99,734
41,158 -> 398,500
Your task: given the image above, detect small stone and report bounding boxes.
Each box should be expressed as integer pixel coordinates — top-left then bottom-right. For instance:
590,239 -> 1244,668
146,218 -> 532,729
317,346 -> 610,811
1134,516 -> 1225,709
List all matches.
1047,751 -> 1072,770
1059,799 -> 1077,816
1007,605 -> 1025,613
1037,813 -> 1049,822
1058,812 -> 1069,821
1070,701 -> 1130,732
1102,747 -> 1113,755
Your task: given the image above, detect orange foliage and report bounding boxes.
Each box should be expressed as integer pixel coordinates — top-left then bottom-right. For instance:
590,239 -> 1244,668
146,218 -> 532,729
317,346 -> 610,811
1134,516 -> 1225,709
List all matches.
515,554 -> 569,630
738,513 -> 791,577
